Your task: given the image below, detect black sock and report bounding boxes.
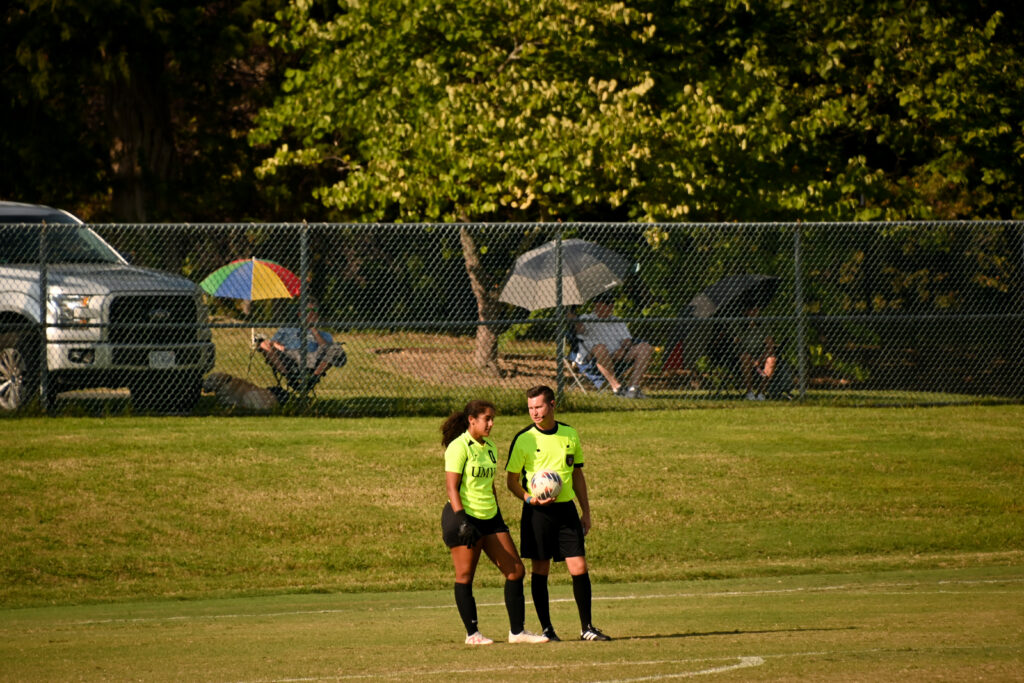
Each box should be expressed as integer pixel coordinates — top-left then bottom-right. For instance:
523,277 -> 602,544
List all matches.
454,582 -> 478,635
572,572 -> 593,630
505,577 -> 525,634
531,573 -> 552,630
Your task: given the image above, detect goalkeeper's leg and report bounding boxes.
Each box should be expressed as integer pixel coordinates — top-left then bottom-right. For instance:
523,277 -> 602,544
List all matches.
451,544 -> 485,641
454,582 -> 479,636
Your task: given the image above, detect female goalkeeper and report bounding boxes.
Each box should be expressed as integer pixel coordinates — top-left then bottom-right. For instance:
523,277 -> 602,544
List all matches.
441,399 -> 549,646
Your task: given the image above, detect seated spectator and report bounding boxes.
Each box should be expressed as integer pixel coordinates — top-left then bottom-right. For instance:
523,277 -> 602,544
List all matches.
736,306 -> 778,401
258,297 -> 344,387
573,294 -> 653,399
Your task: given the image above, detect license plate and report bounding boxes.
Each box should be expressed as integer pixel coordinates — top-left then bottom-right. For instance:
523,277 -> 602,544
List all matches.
148,350 -> 176,368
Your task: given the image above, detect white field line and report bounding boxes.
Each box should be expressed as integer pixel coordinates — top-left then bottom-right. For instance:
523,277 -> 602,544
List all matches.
588,655 -> 765,682
234,657 -> 765,683
230,644 -> 1022,683
56,575 -> 1024,626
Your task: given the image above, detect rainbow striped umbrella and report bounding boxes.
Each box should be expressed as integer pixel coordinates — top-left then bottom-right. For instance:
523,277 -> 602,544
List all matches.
200,258 -> 301,301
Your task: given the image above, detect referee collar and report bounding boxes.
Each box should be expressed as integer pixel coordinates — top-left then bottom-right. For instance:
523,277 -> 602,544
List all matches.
533,422 -> 560,436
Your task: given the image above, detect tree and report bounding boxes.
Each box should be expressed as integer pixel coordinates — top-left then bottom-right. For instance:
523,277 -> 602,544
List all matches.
251,0 -> 1024,367
251,0 -> 687,369
1,1 -> 288,221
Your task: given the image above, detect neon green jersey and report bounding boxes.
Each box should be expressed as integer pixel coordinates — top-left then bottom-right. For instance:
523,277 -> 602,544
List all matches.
444,431 -> 499,519
505,422 -> 583,503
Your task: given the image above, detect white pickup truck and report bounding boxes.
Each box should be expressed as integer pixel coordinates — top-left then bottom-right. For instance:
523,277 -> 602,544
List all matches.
0,201 -> 215,413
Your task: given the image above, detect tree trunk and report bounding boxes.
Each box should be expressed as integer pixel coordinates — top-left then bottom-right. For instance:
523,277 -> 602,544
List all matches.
459,226 -> 502,376
106,51 -> 177,222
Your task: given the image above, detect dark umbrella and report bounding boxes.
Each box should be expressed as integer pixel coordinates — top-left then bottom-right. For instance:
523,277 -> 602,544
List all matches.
499,239 -> 633,311
688,274 -> 780,318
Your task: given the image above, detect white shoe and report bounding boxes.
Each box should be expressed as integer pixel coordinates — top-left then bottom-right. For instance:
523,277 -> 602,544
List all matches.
509,629 -> 550,644
756,393 -> 766,401
625,386 -> 647,399
745,392 -> 758,401
465,631 -> 494,645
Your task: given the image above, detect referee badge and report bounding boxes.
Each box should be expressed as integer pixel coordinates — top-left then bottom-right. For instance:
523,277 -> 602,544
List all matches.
565,454 -> 575,467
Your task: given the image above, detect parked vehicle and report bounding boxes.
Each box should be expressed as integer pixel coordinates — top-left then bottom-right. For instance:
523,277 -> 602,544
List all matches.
0,201 -> 215,412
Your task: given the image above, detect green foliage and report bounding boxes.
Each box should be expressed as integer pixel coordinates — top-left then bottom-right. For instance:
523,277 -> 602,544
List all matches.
245,1 -> 1024,354
253,0 -> 672,221
252,1 -> 1024,223
0,0 -> 292,221
808,343 -> 871,382
3,1 -> 1022,363
4,1 -> 1022,224
801,223 -> 1019,316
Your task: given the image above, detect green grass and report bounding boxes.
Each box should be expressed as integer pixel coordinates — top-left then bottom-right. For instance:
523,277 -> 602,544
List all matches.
1,406 -> 1022,680
1,567 -> 1021,681
2,406 -> 1022,608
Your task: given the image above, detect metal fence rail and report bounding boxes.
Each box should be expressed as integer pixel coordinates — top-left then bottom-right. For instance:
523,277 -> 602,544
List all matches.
1,221 -> 1021,415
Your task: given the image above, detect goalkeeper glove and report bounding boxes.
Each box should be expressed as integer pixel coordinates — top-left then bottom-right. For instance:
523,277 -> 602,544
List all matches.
454,510 -> 481,548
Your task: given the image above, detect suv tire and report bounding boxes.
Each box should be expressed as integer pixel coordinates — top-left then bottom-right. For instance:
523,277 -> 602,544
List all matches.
0,330 -> 39,412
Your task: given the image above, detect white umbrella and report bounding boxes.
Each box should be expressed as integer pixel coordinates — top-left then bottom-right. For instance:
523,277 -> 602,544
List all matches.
499,239 -> 633,311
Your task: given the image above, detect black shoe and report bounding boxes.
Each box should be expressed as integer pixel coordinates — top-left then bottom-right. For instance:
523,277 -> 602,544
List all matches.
542,626 -> 561,642
580,625 -> 611,641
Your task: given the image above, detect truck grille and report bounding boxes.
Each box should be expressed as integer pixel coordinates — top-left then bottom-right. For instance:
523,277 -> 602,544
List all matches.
108,295 -> 198,345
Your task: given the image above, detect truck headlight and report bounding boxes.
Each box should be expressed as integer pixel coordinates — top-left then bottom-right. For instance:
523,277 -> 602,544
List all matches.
51,294 -> 97,326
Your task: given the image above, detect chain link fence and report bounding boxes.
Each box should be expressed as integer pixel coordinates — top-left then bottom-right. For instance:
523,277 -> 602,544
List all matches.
2,221 -> 1021,416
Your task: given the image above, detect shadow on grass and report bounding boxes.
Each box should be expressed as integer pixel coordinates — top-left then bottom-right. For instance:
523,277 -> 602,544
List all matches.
626,626 -> 857,641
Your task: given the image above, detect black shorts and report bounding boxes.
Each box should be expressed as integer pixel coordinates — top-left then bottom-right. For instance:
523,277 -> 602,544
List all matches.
441,502 -> 510,549
519,500 -> 585,561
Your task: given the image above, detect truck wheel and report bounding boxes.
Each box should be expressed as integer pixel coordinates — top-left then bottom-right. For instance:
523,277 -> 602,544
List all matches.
131,372 -> 202,414
0,332 -> 39,412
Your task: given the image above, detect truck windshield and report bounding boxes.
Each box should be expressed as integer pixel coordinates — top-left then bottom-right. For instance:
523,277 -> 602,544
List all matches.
0,226 -> 124,265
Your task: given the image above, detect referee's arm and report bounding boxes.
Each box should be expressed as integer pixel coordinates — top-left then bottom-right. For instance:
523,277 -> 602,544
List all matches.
573,467 -> 592,534
506,471 -> 553,505
506,471 -> 529,502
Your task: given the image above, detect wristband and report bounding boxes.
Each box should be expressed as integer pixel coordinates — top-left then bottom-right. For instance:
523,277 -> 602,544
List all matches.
525,495 -> 534,505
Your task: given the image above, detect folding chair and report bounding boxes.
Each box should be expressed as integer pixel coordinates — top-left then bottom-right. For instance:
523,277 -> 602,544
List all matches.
564,327 -> 633,393
252,332 -> 347,401
562,330 -> 589,392
564,328 -> 605,392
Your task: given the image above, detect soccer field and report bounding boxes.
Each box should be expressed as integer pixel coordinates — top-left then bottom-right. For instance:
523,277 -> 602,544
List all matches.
1,566 -> 1021,681
1,405 -> 1022,680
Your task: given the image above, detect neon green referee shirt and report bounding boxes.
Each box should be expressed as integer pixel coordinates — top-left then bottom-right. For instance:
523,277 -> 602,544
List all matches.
444,431 -> 499,519
506,422 -> 583,503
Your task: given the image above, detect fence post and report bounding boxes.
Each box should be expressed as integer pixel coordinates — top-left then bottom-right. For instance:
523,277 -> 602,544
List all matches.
555,228 -> 565,402
298,222 -> 310,398
38,223 -> 49,412
793,224 -> 807,399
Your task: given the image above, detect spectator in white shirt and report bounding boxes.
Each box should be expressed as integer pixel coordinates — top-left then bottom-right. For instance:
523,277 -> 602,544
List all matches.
572,295 -> 653,399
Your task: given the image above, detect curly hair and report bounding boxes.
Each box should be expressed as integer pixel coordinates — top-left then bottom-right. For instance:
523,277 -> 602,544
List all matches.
440,399 -> 496,447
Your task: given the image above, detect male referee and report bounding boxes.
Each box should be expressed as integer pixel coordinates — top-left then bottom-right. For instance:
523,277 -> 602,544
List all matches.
505,385 -> 611,642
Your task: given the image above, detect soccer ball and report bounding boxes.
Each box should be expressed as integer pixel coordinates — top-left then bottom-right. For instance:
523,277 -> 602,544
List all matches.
530,470 -> 563,501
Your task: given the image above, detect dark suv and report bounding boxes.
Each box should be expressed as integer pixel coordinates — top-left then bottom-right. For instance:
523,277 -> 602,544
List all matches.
0,201 -> 215,412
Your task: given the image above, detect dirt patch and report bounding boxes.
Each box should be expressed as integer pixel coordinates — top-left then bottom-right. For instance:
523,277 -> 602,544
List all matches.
372,347 -> 559,389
